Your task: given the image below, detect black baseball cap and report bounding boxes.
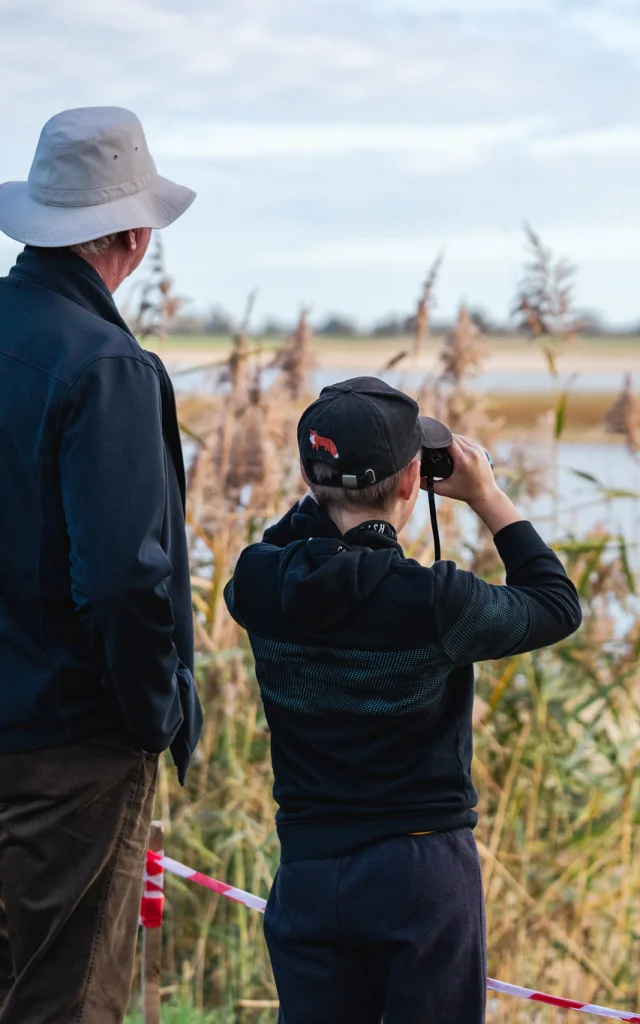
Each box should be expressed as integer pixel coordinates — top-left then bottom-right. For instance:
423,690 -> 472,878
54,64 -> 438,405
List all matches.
298,377 -> 451,489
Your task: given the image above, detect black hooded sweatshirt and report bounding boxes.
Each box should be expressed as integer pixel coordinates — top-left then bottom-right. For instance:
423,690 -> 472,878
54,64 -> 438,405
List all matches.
224,497 -> 582,862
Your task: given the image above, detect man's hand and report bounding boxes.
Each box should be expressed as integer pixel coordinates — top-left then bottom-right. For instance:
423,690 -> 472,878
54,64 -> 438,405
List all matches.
426,435 -> 523,536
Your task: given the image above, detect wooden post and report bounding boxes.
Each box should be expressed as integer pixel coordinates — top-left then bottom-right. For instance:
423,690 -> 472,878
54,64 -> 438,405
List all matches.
142,820 -> 164,1024
236,999 -> 280,1024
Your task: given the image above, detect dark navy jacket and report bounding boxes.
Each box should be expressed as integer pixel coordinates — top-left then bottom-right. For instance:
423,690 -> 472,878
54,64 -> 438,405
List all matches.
225,497 -> 582,861
0,246 -> 202,782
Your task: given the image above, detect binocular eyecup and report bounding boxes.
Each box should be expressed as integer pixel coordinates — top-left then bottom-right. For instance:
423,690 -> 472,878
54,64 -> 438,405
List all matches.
420,444 -> 493,481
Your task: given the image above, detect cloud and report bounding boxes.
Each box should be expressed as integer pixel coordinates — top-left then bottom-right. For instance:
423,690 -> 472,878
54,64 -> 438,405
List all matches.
570,6 -> 640,63
531,124 -> 640,159
155,119 -> 540,167
0,0 -> 616,126
256,223 -> 640,271
369,0 -> 558,13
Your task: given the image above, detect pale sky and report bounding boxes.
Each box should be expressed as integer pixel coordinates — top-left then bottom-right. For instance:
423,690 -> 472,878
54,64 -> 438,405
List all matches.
1,0 -> 640,328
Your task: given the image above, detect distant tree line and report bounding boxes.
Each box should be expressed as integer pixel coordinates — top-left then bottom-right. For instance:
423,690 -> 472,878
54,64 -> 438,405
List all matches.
168,304 -> 632,339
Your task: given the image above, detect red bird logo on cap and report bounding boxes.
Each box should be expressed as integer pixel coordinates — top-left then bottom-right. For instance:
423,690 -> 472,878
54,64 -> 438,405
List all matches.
309,429 -> 339,459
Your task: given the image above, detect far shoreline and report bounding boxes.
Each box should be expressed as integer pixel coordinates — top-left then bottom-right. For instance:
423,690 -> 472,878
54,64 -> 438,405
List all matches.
147,333 -> 640,382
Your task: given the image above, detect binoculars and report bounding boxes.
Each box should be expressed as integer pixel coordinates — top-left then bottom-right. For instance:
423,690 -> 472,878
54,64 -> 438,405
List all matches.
419,417 -> 493,481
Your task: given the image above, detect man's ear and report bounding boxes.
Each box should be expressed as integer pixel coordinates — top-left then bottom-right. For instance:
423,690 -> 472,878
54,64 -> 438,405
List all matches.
399,459 -> 420,501
122,229 -> 138,252
123,228 -> 151,253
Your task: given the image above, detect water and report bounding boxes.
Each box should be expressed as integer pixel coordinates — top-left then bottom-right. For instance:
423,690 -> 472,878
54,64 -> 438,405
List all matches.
309,369 -> 632,394
515,441 -> 640,541
171,363 -> 632,397
497,444 -> 634,544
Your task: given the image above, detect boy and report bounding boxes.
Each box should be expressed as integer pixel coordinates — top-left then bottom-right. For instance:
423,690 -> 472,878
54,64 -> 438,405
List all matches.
224,377 -> 581,1023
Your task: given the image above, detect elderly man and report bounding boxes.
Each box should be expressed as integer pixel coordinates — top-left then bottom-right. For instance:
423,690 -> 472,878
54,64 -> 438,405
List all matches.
0,107 -> 202,1023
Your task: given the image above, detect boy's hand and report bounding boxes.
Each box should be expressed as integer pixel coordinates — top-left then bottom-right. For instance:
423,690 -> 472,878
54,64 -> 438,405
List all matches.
426,435 -> 523,536
428,436 -> 496,504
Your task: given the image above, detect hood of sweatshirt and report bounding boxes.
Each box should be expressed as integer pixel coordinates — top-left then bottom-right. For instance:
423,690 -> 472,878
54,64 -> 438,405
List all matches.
261,497 -> 404,629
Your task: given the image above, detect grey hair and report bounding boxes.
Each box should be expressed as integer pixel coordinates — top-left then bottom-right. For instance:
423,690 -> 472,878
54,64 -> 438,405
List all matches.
69,233 -> 118,258
309,455 -> 420,514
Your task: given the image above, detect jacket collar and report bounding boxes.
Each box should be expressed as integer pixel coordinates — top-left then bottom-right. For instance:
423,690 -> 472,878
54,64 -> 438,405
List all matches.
9,246 -> 134,339
264,496 -> 405,556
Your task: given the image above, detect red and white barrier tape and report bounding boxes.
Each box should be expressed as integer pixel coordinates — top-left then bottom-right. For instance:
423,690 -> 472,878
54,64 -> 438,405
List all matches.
146,849 -> 267,913
144,850 -> 640,1022
487,979 -> 640,1022
140,846 -> 164,928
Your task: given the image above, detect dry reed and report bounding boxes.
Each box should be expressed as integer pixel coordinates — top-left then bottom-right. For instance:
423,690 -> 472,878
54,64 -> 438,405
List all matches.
409,249 -> 445,357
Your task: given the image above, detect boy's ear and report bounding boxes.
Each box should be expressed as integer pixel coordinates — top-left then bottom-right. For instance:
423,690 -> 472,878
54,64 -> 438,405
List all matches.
399,459 -> 420,501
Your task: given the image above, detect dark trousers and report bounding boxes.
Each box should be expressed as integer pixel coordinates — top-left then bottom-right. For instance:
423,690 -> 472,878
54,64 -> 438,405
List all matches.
264,829 -> 486,1024
0,732 -> 158,1024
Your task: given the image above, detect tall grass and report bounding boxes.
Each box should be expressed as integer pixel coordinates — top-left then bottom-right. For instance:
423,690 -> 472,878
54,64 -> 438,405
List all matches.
126,1000 -> 226,1024
131,231 -> 640,1023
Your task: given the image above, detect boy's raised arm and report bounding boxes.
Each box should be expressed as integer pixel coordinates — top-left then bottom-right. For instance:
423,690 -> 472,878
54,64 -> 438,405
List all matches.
430,435 -> 582,666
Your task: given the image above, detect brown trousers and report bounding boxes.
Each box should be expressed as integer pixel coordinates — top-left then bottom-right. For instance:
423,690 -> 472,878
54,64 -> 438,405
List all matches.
0,732 -> 158,1024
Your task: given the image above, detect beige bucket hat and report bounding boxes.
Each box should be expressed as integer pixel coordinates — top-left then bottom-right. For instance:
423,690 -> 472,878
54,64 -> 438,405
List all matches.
0,106 -> 195,247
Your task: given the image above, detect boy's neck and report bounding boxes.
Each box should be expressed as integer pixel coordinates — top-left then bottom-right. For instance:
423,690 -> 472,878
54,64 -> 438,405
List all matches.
327,506 -> 398,537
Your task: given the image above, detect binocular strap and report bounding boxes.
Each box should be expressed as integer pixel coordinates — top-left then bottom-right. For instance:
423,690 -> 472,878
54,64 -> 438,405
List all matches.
427,478 -> 442,563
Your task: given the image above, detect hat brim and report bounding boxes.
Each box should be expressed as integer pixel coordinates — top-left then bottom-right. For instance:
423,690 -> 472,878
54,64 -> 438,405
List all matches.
0,174 -> 196,247
419,415 -> 452,450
